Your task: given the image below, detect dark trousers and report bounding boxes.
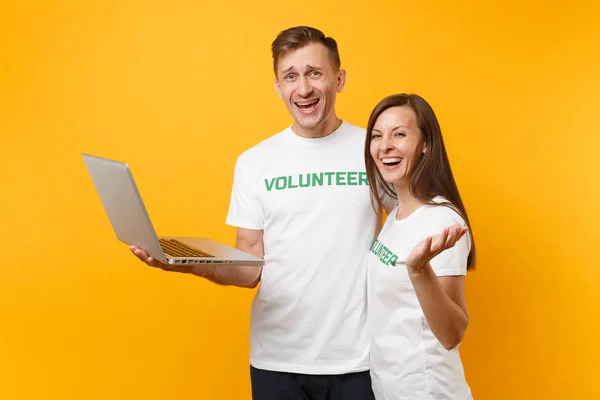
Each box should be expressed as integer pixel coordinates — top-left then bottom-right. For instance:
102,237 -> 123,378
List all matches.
250,366 -> 376,400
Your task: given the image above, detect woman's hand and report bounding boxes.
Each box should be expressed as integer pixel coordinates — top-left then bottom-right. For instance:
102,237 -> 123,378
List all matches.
406,224 -> 468,273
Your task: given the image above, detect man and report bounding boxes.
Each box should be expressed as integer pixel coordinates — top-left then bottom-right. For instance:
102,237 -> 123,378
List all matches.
131,26 -> 393,399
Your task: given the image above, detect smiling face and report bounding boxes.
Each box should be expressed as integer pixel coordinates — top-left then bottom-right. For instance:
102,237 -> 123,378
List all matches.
274,42 -> 346,137
369,105 -> 427,189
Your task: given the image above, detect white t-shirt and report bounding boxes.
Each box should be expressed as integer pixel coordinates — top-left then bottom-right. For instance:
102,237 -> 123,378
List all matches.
226,121 -> 394,375
368,197 -> 473,400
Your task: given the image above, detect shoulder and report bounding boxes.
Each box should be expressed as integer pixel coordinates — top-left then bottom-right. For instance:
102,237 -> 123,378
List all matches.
236,127 -> 291,165
328,121 -> 367,153
418,197 -> 466,229
340,121 -> 366,140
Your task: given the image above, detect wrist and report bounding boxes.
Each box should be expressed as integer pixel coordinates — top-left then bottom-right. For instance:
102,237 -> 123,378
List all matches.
408,263 -> 432,278
192,265 -> 217,278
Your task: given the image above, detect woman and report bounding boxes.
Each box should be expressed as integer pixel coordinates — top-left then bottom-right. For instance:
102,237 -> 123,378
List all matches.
365,94 -> 476,399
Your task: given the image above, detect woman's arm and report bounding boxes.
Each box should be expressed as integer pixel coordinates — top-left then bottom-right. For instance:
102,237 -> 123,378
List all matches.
406,225 -> 469,350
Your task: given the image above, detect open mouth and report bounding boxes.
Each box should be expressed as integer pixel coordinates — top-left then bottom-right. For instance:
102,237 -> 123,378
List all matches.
295,99 -> 319,113
381,157 -> 402,168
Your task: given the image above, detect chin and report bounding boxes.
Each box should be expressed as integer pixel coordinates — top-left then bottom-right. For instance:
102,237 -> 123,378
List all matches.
380,173 -> 402,185
296,116 -> 323,130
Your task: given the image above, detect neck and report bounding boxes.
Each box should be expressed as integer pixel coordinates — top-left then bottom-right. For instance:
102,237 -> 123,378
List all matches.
393,181 -> 424,220
292,112 -> 342,139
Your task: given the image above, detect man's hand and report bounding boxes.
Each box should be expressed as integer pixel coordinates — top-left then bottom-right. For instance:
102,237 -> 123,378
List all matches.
129,228 -> 263,287
130,245 -> 167,268
129,245 -> 215,277
406,225 -> 468,273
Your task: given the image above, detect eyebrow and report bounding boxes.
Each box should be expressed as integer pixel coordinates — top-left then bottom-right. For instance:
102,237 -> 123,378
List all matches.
372,125 -> 409,133
280,66 -> 296,75
280,64 -> 324,76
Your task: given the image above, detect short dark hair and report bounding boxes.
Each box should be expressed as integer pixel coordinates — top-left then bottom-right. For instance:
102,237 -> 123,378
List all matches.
271,26 -> 341,75
365,94 -> 477,270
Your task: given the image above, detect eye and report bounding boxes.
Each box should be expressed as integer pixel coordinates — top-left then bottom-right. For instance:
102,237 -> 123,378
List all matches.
309,71 -> 321,77
285,74 -> 296,80
394,132 -> 406,137
371,133 -> 382,139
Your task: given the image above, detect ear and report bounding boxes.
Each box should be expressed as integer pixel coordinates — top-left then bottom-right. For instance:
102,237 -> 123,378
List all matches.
336,69 -> 347,93
274,78 -> 283,100
423,142 -> 428,154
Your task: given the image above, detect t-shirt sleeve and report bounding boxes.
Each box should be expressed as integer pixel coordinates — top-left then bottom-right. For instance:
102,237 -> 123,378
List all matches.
428,207 -> 471,277
225,155 -> 264,230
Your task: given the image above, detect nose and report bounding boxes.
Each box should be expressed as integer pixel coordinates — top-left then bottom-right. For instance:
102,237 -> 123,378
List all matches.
380,135 -> 394,152
296,76 -> 313,97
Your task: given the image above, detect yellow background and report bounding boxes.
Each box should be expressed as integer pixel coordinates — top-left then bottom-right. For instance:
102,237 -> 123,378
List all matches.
1,0 -> 599,398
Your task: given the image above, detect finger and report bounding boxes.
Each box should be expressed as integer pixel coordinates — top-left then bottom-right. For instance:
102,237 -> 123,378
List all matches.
445,226 -> 467,249
445,226 -> 463,247
132,249 -> 151,263
453,227 -> 467,243
423,236 -> 433,251
448,224 -> 460,237
431,228 -> 449,253
147,257 -> 171,269
431,228 -> 447,248
414,236 -> 433,266
131,248 -> 165,268
449,226 -> 468,245
131,248 -> 145,259
445,233 -> 454,249
130,245 -> 146,257
448,225 -> 461,241
422,236 -> 435,261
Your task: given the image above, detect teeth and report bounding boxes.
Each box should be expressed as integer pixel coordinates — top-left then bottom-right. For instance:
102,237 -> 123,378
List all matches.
382,158 -> 402,164
297,100 -> 318,106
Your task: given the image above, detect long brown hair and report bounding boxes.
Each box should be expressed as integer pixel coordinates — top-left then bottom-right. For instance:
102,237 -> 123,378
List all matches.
365,93 -> 477,270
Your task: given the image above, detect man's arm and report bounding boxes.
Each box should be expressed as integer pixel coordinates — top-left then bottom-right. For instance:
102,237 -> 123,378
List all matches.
130,227 -> 263,289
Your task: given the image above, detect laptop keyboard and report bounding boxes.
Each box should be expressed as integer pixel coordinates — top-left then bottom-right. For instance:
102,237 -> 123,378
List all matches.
159,238 -> 214,258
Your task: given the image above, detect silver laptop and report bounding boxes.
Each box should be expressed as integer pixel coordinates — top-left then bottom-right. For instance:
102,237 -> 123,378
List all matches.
82,153 -> 264,266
